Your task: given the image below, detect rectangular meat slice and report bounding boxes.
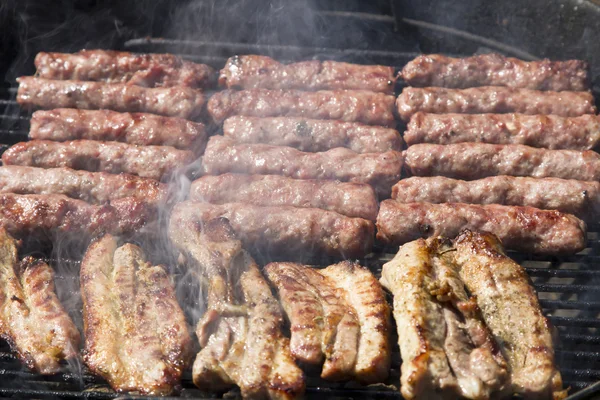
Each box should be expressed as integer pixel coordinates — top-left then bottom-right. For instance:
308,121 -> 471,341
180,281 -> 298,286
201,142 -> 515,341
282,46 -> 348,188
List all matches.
405,112 -> 600,150
396,86 -> 596,121
2,140 -> 195,181
380,237 -> 508,399
0,228 -> 80,374
190,174 -> 379,220
168,217 -> 305,399
81,234 -> 192,395
0,166 -> 168,205
170,201 -> 374,259
405,143 -> 600,181
208,88 -> 396,126
202,136 -> 402,198
219,55 -> 396,93
376,201 -> 587,255
453,230 -> 566,399
35,50 -> 215,88
392,176 -> 600,222
17,77 -> 205,120
223,116 -> 402,153
401,53 -> 589,91
30,109 -> 207,151
265,261 -> 391,383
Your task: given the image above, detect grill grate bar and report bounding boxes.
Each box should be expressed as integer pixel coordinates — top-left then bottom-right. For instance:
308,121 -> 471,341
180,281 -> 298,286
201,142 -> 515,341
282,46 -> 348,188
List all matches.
549,316 -> 600,328
540,300 -> 600,311
534,284 -> 600,293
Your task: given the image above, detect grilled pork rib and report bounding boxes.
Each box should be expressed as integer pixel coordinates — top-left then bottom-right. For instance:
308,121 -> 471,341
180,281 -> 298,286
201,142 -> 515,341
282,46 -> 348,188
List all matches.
168,217 -> 305,399
219,55 -> 396,93
81,235 -> 192,395
2,140 -> 195,181
0,228 -> 80,374
35,50 -> 215,88
222,116 -> 403,153
401,53 -> 589,91
17,77 -> 205,119
190,174 -> 379,220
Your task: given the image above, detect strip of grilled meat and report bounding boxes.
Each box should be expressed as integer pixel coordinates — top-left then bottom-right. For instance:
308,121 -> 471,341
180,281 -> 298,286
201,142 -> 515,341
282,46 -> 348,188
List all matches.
0,228 -> 80,374
190,174 -> 379,220
30,109 -> 207,151
168,217 -> 305,399
81,235 -> 192,395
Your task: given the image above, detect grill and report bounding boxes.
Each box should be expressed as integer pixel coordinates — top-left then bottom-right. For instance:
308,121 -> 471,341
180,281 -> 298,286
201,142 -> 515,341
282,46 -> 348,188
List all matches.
0,0 -> 600,398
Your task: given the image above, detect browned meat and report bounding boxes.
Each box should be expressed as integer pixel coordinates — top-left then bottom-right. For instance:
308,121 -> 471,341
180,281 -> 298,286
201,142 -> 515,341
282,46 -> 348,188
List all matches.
190,174 -> 379,220
380,237 -> 508,399
376,201 -> 587,255
405,112 -> 600,150
170,201 -> 374,259
396,86 -> 596,121
223,116 -> 402,153
0,166 -> 168,205
208,89 -> 396,126
81,234 -> 192,395
30,109 -> 207,151
35,50 -> 215,88
17,77 -> 205,119
168,218 -> 305,399
2,140 -> 195,181
0,228 -> 80,375
202,136 -> 402,197
401,53 -> 589,91
454,230 -> 567,399
265,262 -> 390,383
0,193 -> 154,239
404,143 -> 600,181
219,55 -> 396,93
392,176 -> 600,222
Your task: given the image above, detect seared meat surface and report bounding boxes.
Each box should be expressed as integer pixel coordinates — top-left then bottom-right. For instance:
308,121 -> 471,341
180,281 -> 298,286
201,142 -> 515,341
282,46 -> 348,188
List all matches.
35,50 -> 215,88
401,53 -> 589,91
30,109 -> 207,151
17,77 -> 205,119
223,116 -> 402,153
0,228 -> 80,374
168,217 -> 305,399
405,112 -> 600,150
2,140 -> 194,181
208,89 -> 396,126
376,201 -> 587,255
219,55 -> 396,93
190,174 -> 379,220
81,235 -> 192,395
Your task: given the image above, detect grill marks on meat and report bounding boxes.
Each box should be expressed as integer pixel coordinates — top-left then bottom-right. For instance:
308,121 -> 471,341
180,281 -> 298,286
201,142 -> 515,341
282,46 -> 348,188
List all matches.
208,89 -> 396,126
30,109 -> 207,151
376,201 -> 587,255
170,201 -> 374,259
219,55 -> 396,93
405,143 -> 600,181
0,166 -> 168,205
190,174 -> 379,220
35,50 -> 215,89
453,230 -> 567,399
396,87 -> 596,121
2,140 -> 194,181
379,238 -> 508,399
223,116 -> 402,153
17,77 -> 205,119
392,176 -> 600,222
401,53 -> 590,91
264,262 -> 390,383
405,112 -> 600,150
0,228 -> 80,374
168,217 -> 305,399
202,136 -> 402,198
80,235 -> 192,395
